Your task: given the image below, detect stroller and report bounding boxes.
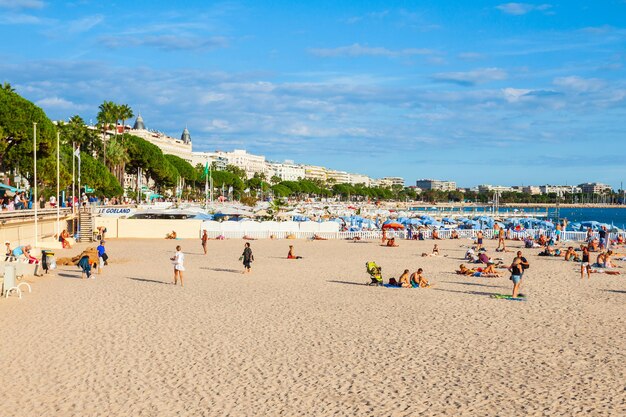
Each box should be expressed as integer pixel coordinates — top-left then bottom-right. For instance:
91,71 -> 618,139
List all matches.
366,261 -> 383,286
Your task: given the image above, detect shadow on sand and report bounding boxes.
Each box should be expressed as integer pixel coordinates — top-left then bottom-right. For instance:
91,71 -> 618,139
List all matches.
601,289 -> 626,294
127,277 -> 170,285
201,267 -> 241,274
57,272 -> 83,279
440,280 -> 500,288
432,288 -> 496,297
327,280 -> 368,286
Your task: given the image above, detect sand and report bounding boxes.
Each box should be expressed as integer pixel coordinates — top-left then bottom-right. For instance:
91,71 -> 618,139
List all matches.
1,237 -> 624,416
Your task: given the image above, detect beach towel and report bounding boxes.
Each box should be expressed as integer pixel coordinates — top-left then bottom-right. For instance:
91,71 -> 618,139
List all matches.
490,293 -> 527,301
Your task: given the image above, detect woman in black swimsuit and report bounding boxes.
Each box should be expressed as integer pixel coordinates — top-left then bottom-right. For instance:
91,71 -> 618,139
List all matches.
580,247 -> 591,279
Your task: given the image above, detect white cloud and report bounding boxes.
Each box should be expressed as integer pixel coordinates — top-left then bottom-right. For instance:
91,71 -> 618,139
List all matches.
458,52 -> 484,60
432,68 -> 508,86
496,3 -> 552,15
309,43 -> 436,58
67,15 -> 103,33
553,76 -> 605,92
0,13 -> 47,24
35,96 -> 83,110
0,0 -> 44,9
503,88 -> 532,102
199,92 -> 228,104
202,119 -> 230,131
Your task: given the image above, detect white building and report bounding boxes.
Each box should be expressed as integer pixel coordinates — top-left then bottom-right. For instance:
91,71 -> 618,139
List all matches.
220,149 -> 267,179
128,115 -> 193,163
416,179 -> 457,191
522,186 -> 541,195
190,151 -> 228,170
267,161 -> 306,182
478,184 -> 515,193
326,170 -> 351,184
348,173 -> 371,186
303,165 -> 327,182
382,177 -> 405,187
372,178 -> 393,188
541,185 -> 583,194
577,183 -> 609,194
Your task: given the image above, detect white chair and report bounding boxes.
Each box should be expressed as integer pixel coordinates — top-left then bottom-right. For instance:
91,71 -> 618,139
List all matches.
2,264 -> 31,299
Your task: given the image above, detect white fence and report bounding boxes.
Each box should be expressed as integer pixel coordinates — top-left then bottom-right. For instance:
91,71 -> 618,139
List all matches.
202,224 -> 625,242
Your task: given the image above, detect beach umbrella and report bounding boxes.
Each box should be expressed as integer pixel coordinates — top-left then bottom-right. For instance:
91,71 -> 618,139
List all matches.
382,220 -> 405,230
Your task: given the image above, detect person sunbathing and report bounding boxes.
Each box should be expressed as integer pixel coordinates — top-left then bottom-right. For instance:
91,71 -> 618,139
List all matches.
450,230 -> 459,239
398,269 -> 411,288
564,247 -> 580,262
481,263 -> 500,276
457,264 -> 476,276
312,234 -> 327,240
588,239 -> 599,252
432,230 -> 441,240
384,238 -> 398,247
243,235 -> 257,240
287,245 -> 302,259
537,235 -> 547,246
422,244 -> 442,257
165,231 -> 177,239
410,268 -> 432,288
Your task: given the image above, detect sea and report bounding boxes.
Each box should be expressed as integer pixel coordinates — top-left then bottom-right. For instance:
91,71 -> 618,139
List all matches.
548,207 -> 626,229
409,206 -> 626,229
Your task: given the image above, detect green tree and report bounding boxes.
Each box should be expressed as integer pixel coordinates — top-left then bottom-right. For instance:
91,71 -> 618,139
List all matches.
97,100 -> 118,164
0,87 -> 57,184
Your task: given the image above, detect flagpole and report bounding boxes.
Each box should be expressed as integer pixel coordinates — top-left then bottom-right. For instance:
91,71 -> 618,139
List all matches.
209,163 -> 213,203
56,131 -> 60,239
204,161 -> 208,209
72,141 -> 75,235
33,122 -> 38,247
77,146 -> 81,238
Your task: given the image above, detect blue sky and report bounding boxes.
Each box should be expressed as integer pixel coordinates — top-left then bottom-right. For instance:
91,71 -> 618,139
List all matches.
1,0 -> 625,188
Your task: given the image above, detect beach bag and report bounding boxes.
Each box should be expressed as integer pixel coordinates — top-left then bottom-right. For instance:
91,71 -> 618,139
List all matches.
388,277 -> 398,286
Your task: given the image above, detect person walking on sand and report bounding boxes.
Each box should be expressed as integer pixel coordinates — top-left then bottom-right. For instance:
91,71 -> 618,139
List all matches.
242,242 -> 254,274
507,256 -> 523,298
171,245 -> 185,286
476,230 -> 484,250
201,230 -> 208,255
497,228 -> 506,252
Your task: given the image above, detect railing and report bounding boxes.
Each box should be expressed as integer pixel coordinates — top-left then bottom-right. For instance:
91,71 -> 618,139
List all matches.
0,208 -> 74,221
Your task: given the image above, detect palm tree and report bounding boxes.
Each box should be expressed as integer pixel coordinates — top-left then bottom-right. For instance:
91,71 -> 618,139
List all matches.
1,82 -> 15,92
97,101 -> 117,165
118,104 -> 134,138
105,138 -> 130,186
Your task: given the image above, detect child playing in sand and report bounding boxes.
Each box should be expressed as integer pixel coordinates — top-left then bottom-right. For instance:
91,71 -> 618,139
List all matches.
580,246 -> 591,280
4,241 -> 13,261
287,245 -> 302,259
171,245 -> 185,286
241,242 -> 254,274
201,230 -> 208,255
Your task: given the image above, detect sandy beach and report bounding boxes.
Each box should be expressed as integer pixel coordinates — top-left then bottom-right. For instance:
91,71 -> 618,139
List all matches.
1,237 -> 624,416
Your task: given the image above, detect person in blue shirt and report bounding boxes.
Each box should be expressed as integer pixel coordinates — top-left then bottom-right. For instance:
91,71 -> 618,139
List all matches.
96,240 -> 108,274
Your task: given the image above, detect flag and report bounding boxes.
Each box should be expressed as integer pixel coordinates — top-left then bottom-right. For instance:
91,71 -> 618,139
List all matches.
204,161 -> 209,178
74,146 -> 81,159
